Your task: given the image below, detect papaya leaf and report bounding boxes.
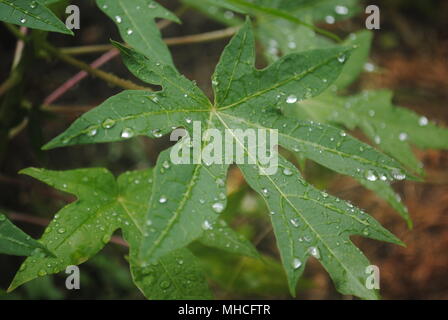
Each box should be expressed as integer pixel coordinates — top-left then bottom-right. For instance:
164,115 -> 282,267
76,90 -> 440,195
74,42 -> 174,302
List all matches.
96,0 -> 180,66
0,213 -> 51,257
256,11 -> 413,226
0,0 -> 73,35
40,20 -> 410,299
9,168 -> 213,300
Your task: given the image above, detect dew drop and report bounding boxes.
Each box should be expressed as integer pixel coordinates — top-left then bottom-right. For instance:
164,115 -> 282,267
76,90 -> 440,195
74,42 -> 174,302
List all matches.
126,29 -> 133,35
308,246 -> 320,259
337,54 -> 347,63
335,5 -> 349,15
202,220 -> 213,230
216,178 -> 225,187
261,188 -> 269,197
86,126 -> 98,137
212,202 -> 225,213
290,218 -> 300,228
283,168 -> 293,176
364,62 -> 375,72
120,128 -> 134,139
365,170 -> 378,182
102,118 -> 115,129
152,129 -> 162,138
292,258 -> 302,269
224,10 -> 234,19
159,196 -> 167,204
398,132 -> 408,141
392,169 -> 406,181
286,95 -> 298,104
57,228 -> 66,234
20,18 -> 27,24
325,15 -> 335,24
115,16 -> 122,23
418,116 -> 428,126
162,160 -> 170,169
288,41 -> 297,49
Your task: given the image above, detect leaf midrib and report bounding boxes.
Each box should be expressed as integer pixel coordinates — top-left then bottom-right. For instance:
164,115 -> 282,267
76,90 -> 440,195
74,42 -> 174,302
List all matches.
218,111 -> 400,173
214,110 -> 371,297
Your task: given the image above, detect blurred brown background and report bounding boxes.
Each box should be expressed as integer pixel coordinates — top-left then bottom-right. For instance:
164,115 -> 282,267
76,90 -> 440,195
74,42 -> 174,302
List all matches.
0,0 -> 447,299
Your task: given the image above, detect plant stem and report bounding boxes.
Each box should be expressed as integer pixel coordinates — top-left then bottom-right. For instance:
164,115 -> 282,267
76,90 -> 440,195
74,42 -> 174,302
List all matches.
165,26 -> 240,46
0,72 -> 20,97
43,49 -> 120,105
42,42 -> 148,91
60,26 -> 240,55
11,27 -> 27,70
42,104 -> 94,114
3,23 -> 26,41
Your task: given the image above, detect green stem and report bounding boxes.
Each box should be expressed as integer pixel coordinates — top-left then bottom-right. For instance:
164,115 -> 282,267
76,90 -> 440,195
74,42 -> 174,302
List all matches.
61,26 -> 240,56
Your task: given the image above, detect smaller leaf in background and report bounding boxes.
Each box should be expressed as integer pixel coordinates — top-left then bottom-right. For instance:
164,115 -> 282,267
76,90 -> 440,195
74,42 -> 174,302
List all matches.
331,31 -> 373,90
0,0 -> 73,35
0,213 -> 50,257
198,219 -> 259,259
97,0 -> 180,66
181,0 -> 243,26
295,90 -> 448,175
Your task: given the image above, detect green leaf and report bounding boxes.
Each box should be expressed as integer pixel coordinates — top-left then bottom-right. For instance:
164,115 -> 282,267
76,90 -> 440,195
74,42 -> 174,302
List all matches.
0,0 -> 73,34
41,20 -> 408,299
258,16 -> 333,63
258,21 -> 372,90
9,168 -> 212,299
358,179 -> 411,228
296,90 -> 448,174
139,148 -> 229,263
239,155 -> 402,298
181,0 -> 244,26
0,213 -> 50,257
332,31 -> 373,90
96,0 -> 179,66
